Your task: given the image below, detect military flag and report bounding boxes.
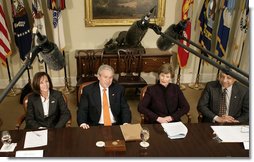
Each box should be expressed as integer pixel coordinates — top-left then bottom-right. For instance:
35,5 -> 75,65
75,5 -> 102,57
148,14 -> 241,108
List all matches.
230,0 -> 249,66
52,10 -> 65,50
32,0 -> 46,45
198,0 -> 218,56
215,0 -> 235,58
11,0 -> 32,61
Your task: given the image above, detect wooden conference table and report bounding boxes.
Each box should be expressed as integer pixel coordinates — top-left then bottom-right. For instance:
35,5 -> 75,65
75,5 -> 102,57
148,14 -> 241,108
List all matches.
0,123 -> 249,157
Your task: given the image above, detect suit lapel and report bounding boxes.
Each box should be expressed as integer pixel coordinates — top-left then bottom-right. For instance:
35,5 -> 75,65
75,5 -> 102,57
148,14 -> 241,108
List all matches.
92,83 -> 101,113
108,86 -> 116,113
35,96 -> 44,117
48,92 -> 57,117
228,84 -> 239,115
213,83 -> 222,114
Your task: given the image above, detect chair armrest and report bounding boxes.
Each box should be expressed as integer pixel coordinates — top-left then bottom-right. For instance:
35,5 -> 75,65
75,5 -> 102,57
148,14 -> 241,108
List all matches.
140,113 -> 145,124
185,112 -> 191,123
15,114 -> 26,130
198,112 -> 203,123
66,118 -> 72,127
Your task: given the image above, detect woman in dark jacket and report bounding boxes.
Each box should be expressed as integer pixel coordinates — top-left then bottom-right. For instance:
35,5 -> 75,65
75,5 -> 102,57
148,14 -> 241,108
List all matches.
26,72 -> 71,129
138,63 -> 190,124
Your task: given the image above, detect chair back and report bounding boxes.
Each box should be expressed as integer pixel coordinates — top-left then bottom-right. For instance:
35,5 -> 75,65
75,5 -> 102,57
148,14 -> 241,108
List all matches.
77,81 -> 96,104
117,48 -> 144,76
116,49 -> 147,89
78,50 -> 103,79
22,92 -> 33,113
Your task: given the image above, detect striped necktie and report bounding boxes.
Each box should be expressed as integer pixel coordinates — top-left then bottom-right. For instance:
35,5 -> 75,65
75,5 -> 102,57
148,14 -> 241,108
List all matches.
218,88 -> 227,116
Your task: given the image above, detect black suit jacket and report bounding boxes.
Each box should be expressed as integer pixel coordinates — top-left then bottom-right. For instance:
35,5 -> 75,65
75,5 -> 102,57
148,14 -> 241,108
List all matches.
138,83 -> 190,123
197,81 -> 249,123
26,90 -> 71,129
77,81 -> 131,126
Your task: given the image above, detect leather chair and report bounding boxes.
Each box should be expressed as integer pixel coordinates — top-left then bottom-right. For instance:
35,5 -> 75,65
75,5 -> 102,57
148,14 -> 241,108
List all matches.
116,49 -> 147,94
139,85 -> 191,124
15,92 -> 72,129
77,81 -> 96,105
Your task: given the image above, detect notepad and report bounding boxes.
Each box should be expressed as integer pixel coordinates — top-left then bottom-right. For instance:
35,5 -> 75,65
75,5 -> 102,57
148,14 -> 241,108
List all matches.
120,124 -> 142,141
161,122 -> 188,139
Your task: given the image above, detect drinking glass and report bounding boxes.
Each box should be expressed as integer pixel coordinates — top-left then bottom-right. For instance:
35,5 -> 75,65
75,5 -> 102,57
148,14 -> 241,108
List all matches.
1,131 -> 12,145
140,127 -> 150,148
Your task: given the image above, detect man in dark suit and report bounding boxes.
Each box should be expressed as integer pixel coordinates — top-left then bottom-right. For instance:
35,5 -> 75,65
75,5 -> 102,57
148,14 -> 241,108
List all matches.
77,64 -> 131,129
197,71 -> 249,124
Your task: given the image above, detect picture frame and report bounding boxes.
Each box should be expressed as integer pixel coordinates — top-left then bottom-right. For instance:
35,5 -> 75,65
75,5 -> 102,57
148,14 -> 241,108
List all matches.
84,0 -> 166,27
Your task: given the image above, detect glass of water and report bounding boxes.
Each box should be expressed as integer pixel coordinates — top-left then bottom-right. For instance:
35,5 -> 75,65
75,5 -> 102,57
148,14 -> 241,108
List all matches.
140,127 -> 150,148
1,131 -> 12,145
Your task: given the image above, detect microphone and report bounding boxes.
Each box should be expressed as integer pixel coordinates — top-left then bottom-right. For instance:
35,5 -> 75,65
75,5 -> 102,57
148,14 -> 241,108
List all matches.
0,31 -> 65,103
125,6 -> 155,47
157,18 -> 189,51
36,31 -> 65,70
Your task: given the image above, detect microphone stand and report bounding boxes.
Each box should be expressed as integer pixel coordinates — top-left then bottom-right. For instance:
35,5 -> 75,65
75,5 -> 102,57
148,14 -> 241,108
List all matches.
58,50 -> 75,94
176,67 -> 186,90
151,26 -> 249,87
188,58 -> 205,90
0,46 -> 42,103
5,58 -> 21,96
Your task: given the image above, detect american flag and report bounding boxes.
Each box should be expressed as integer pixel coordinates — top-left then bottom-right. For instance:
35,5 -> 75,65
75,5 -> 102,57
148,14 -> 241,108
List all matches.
0,0 -> 12,65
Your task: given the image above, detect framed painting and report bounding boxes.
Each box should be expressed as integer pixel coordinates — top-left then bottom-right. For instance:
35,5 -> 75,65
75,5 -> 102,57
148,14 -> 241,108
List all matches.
84,0 -> 166,26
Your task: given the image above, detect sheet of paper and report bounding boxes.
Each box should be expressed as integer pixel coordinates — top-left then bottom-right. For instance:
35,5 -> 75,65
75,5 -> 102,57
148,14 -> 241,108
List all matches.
211,125 -> 249,143
24,129 -> 48,149
15,150 -> 43,157
243,141 -> 249,150
161,122 -> 188,139
0,143 -> 17,152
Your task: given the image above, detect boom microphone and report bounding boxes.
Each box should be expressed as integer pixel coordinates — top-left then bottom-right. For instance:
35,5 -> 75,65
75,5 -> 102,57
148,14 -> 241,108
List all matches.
157,19 -> 189,51
36,31 -> 65,70
125,7 -> 155,47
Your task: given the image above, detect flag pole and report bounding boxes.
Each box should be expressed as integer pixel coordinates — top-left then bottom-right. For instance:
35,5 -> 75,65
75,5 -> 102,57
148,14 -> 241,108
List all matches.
176,67 -> 186,90
188,58 -> 204,90
58,50 -> 74,94
5,58 -> 21,96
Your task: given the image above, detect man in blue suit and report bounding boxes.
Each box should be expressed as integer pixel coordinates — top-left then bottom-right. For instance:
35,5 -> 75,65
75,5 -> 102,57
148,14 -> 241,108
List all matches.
77,64 -> 131,129
197,71 -> 249,124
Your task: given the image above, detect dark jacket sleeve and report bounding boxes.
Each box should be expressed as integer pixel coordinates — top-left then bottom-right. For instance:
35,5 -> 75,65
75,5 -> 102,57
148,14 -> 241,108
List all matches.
197,82 -> 217,122
171,85 -> 190,121
118,85 -> 132,124
26,94 -> 42,129
77,86 -> 90,126
234,84 -> 249,123
54,91 -> 71,128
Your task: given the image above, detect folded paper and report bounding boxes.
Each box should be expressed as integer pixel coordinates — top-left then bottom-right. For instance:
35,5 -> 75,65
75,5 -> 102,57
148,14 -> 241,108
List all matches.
161,122 -> 188,139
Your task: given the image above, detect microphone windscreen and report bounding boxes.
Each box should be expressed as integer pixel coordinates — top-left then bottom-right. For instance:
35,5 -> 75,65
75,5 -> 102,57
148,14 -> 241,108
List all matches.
156,25 -> 176,51
40,43 -> 65,70
126,21 -> 148,47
